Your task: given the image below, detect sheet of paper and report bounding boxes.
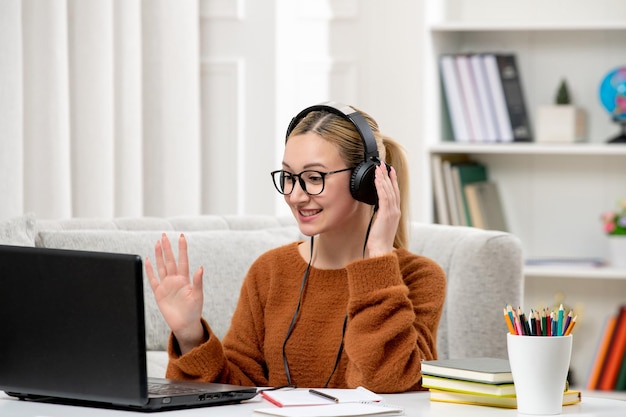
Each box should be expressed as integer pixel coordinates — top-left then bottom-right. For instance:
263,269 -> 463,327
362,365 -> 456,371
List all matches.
254,402 -> 404,417
260,387 -> 383,407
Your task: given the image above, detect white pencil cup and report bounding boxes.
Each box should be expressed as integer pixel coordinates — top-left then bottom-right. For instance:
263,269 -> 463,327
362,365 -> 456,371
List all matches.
507,333 -> 572,415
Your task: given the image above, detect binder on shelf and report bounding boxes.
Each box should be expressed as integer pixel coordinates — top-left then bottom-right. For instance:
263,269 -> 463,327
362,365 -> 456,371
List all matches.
440,54 -> 471,142
482,53 -> 514,142
485,53 -> 532,142
470,54 -> 499,142
455,54 -> 485,141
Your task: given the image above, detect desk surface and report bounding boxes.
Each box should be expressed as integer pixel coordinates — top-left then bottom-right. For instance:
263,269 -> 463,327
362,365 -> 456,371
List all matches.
2,391 -> 625,416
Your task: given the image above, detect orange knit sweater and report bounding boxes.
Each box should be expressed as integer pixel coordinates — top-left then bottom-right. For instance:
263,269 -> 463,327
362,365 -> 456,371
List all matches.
166,242 -> 446,393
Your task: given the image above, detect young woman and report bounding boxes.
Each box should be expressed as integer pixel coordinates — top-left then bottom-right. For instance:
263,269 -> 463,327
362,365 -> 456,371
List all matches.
145,102 -> 446,392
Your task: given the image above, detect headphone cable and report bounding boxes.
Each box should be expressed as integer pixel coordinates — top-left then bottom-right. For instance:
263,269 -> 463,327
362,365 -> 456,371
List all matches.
282,235 -> 314,387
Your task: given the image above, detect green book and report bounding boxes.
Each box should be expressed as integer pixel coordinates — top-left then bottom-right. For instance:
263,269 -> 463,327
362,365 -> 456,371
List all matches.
615,349 -> 626,390
451,162 -> 488,226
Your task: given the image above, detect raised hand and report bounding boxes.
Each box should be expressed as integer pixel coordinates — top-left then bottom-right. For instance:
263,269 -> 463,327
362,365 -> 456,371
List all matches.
367,163 -> 401,258
145,233 -> 206,354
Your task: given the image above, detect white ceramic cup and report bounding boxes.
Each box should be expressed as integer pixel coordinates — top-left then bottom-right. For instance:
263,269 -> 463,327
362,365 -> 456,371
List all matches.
507,333 -> 573,415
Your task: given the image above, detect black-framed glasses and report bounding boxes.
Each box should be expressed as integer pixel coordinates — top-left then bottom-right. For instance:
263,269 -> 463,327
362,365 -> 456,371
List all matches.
270,168 -> 352,196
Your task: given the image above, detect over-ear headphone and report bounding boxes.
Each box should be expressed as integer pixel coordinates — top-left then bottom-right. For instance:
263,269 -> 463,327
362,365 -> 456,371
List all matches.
285,101 -> 388,206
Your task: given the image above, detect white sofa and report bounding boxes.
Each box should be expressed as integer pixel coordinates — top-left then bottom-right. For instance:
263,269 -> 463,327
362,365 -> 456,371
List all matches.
1,213 -> 524,379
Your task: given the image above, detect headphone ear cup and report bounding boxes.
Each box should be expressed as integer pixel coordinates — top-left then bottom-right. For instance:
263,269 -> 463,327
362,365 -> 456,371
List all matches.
350,161 -> 378,205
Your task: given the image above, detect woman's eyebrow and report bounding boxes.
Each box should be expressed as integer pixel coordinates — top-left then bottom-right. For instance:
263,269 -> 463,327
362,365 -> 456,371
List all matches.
282,162 -> 330,170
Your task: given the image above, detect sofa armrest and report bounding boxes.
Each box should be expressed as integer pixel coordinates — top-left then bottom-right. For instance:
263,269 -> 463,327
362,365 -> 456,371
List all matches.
409,223 -> 524,359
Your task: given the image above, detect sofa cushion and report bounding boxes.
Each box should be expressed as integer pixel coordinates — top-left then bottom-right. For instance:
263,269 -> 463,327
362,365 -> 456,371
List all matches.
0,213 -> 36,246
36,227 -> 301,350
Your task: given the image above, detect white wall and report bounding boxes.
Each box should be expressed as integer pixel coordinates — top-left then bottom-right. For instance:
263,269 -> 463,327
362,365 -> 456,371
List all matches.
1,0 -> 426,221
200,0 -> 426,220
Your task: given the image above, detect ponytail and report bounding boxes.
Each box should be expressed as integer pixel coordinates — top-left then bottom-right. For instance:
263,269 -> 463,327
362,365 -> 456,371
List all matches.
382,136 -> 410,249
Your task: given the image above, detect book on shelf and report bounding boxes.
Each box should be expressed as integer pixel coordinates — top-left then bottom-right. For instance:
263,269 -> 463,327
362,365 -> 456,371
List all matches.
421,374 -> 516,397
440,54 -> 471,142
451,162 -> 488,226
455,54 -> 485,141
484,53 -> 532,142
482,53 -> 514,142
597,305 -> 626,391
464,181 -> 508,232
421,357 -> 513,384
428,388 -> 582,409
587,315 -> 618,390
616,336 -> 626,390
441,158 -> 467,226
440,52 -> 531,143
469,54 -> 498,142
430,154 -> 469,226
431,154 -> 449,225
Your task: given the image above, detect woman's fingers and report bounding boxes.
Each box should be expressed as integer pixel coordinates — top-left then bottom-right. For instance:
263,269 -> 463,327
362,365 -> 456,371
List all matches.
161,233 -> 178,277
151,233 -> 193,284
154,239 -> 167,280
192,265 -> 204,291
376,164 -> 399,211
177,234 -> 190,279
145,257 -> 159,291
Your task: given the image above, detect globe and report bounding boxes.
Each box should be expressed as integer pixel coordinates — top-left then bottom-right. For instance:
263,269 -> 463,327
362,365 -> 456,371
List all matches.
599,66 -> 626,143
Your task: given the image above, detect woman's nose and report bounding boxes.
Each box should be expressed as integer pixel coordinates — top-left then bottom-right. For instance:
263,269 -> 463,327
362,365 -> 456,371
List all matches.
288,179 -> 309,202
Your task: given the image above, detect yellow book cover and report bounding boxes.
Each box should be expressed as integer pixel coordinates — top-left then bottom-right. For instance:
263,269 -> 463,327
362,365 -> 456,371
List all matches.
429,389 -> 582,409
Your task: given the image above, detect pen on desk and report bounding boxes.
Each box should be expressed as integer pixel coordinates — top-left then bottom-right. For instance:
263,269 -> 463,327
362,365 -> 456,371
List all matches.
309,389 -> 339,403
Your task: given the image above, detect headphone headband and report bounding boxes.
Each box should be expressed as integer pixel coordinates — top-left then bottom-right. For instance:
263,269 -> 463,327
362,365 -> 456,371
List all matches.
285,101 -> 379,162
285,101 -> 385,206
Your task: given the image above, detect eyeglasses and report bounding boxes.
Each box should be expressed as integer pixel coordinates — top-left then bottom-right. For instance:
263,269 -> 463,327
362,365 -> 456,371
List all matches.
270,168 -> 352,196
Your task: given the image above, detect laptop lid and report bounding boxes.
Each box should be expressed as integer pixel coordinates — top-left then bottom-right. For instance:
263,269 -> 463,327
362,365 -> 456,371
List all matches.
0,244 -> 257,411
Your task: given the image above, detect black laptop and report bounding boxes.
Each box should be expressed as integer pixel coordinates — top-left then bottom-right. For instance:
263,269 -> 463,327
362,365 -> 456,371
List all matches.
0,244 -> 257,411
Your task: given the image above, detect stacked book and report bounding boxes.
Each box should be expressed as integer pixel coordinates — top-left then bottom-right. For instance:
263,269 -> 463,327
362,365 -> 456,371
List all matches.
439,52 -> 532,143
421,357 -> 581,409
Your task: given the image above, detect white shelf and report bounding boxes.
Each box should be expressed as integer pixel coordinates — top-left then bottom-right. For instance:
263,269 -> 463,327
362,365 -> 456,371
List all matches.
430,22 -> 626,32
429,142 -> 626,156
423,0 -> 626,390
525,265 -> 626,280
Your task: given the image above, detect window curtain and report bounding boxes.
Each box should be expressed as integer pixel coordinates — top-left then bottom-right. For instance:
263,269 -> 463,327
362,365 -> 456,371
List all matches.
0,0 -> 201,220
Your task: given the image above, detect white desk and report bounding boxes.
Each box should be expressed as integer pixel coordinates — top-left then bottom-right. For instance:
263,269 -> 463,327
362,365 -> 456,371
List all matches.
1,391 -> 625,416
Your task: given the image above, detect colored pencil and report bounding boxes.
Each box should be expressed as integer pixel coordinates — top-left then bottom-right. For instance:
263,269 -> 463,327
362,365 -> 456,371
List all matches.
504,307 -> 516,334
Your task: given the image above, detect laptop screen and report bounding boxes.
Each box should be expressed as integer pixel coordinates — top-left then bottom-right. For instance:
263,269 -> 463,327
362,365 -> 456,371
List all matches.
0,245 -> 149,406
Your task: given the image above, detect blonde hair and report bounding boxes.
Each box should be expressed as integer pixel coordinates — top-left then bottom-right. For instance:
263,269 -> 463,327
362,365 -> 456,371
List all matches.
287,106 -> 410,249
